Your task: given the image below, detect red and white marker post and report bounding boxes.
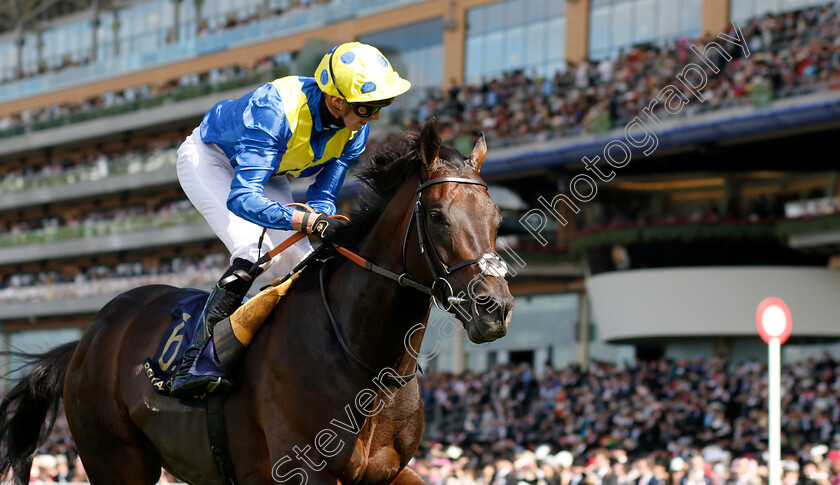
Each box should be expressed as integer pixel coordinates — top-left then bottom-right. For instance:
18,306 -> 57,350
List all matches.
756,297 -> 792,485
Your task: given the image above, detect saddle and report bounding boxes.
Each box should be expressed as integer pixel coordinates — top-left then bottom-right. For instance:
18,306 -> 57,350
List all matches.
143,275 -> 298,399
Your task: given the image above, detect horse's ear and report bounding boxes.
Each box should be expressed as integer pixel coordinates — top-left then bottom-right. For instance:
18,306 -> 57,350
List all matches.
467,132 -> 487,173
419,118 -> 441,167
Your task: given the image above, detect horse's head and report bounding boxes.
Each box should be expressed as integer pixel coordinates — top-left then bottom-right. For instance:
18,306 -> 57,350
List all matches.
410,119 -> 514,343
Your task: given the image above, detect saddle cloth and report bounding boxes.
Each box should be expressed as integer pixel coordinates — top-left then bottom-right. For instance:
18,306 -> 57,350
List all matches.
143,291 -> 208,395
144,275 -> 298,398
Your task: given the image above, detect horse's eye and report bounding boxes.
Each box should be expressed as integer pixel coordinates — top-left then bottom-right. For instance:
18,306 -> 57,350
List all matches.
429,210 -> 445,223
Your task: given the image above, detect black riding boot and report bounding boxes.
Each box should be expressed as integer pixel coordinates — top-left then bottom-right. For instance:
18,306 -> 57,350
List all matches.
169,258 -> 256,398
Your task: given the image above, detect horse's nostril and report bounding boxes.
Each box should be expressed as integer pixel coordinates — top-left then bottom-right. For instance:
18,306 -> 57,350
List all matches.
501,298 -> 514,325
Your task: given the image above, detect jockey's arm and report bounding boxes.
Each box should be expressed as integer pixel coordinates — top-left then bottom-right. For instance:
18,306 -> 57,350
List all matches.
227,162 -> 297,230
300,158 -> 352,216
226,125 -> 296,230
301,125 -> 368,215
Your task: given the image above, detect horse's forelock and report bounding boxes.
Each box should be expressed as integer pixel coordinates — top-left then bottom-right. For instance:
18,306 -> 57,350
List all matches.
437,145 -> 467,170
361,132 -> 467,190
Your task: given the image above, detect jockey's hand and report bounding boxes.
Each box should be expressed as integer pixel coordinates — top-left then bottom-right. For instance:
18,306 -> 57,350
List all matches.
308,212 -> 348,244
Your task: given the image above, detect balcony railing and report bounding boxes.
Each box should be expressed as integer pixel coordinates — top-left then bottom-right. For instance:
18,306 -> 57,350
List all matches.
570,214 -> 840,256
0,204 -> 202,248
0,150 -> 177,195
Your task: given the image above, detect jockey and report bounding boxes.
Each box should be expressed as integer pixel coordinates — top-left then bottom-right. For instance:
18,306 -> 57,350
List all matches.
170,42 -> 411,398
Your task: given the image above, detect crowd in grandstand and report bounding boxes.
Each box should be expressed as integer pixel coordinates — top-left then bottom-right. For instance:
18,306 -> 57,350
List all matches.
0,3 -> 837,259
0,155 -> 822,304
0,57 -> 282,139
410,355 -> 840,484
3,3 -> 840,148
415,3 -> 840,148
14,354 -> 840,484
0,135 -> 182,195
0,198 -> 200,251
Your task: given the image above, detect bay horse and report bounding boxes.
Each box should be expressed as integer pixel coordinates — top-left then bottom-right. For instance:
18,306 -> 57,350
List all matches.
0,119 -> 514,484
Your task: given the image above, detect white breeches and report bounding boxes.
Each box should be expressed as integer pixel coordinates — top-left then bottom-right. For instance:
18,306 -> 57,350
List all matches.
176,127 -> 312,287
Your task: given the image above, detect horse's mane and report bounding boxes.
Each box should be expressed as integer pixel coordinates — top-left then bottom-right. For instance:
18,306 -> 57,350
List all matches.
333,130 -> 466,250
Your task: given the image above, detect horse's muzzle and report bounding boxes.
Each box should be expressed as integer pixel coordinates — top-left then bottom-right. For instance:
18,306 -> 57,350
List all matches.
465,288 -> 514,343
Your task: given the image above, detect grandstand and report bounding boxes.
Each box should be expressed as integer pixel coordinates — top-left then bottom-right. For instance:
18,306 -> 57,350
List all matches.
2,0 -> 840,482
1,0 -> 839,376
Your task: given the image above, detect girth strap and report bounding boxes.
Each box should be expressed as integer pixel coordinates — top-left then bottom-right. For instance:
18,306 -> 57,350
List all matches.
206,393 -> 239,485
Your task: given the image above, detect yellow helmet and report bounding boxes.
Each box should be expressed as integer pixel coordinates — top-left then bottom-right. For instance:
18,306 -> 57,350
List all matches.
315,42 -> 411,103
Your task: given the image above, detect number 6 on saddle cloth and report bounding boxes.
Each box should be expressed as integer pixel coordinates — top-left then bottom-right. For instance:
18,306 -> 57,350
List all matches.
143,266 -> 300,400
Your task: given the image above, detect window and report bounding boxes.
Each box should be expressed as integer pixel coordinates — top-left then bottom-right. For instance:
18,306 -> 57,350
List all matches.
465,0 -> 566,82
0,40 -> 15,80
589,0 -> 703,59
731,0 -> 826,22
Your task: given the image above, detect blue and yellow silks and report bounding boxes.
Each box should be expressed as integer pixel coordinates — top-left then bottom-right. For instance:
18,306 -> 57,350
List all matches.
200,76 -> 369,231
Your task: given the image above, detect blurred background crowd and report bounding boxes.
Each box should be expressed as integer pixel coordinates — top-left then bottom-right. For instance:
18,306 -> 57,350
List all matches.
3,2 -> 840,306
12,354 -> 840,484
410,354 -> 840,484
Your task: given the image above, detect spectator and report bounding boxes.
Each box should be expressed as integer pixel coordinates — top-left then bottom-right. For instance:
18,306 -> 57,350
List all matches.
681,455 -> 713,485
635,458 -> 659,485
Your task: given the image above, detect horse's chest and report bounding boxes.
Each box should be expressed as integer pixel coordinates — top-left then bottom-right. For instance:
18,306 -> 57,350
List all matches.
341,400 -> 424,483
343,440 -> 403,484
341,436 -> 408,484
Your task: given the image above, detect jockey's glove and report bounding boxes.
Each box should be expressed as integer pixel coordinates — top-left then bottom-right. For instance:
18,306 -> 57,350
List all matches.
293,211 -> 347,244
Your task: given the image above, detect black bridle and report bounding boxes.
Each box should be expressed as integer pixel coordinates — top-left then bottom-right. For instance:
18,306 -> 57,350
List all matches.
318,172 -> 501,384
402,176 -> 490,311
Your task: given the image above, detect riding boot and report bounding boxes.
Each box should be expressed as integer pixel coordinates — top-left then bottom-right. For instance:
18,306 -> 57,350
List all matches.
170,258 -> 256,398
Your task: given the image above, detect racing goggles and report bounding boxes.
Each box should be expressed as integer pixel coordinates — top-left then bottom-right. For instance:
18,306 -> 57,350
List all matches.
349,98 -> 392,118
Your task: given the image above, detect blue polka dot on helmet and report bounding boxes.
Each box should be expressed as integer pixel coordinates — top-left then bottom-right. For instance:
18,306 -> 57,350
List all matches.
340,51 -> 356,64
314,42 -> 411,103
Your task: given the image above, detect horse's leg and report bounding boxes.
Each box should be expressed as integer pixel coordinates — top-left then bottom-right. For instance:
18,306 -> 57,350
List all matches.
388,466 -> 426,485
65,322 -> 163,485
69,399 -> 161,485
75,432 -> 162,485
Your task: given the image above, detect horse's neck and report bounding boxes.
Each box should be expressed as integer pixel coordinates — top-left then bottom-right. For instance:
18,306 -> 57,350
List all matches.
329,180 -> 431,377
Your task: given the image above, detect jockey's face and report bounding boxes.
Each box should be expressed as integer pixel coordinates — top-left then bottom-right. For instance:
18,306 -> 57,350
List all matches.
327,95 -> 381,131
342,104 -> 381,131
